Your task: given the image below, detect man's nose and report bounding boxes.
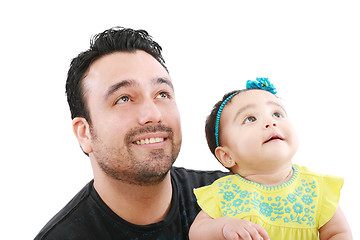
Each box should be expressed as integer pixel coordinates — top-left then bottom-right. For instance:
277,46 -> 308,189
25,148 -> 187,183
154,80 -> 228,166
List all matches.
138,99 -> 163,125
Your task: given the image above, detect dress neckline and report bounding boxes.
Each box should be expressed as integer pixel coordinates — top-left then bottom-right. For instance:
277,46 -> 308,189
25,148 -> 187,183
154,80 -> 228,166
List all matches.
234,165 -> 299,192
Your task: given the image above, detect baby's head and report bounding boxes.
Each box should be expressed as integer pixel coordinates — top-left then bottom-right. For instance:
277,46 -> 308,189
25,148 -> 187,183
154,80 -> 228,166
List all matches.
205,78 -> 298,174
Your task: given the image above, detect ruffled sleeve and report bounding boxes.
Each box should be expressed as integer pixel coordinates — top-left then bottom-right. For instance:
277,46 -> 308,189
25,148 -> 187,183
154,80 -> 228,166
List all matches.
194,184 -> 223,219
318,175 -> 344,227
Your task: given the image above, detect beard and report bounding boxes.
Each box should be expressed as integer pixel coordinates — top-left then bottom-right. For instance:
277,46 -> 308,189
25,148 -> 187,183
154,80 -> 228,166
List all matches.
90,124 -> 181,186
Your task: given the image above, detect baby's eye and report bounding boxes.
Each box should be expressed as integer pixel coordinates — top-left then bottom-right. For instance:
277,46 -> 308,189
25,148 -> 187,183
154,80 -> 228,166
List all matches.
244,116 -> 257,124
115,95 -> 130,104
273,112 -> 283,118
156,91 -> 170,99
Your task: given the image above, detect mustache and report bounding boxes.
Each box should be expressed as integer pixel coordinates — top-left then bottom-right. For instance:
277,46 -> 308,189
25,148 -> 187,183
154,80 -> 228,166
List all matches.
125,124 -> 173,142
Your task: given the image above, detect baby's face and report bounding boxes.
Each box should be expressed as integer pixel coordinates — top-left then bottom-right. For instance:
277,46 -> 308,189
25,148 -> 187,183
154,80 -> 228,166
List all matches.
219,90 -> 298,174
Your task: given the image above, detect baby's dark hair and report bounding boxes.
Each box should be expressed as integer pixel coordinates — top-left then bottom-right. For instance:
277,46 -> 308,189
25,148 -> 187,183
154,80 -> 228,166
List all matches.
205,90 -> 248,159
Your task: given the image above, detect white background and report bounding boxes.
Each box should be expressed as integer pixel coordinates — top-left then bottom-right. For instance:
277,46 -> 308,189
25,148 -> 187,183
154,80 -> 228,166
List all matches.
1,0 -> 359,239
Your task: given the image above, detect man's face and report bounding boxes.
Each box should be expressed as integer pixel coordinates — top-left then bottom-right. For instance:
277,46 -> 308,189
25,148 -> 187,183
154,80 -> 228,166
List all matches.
80,50 -> 182,185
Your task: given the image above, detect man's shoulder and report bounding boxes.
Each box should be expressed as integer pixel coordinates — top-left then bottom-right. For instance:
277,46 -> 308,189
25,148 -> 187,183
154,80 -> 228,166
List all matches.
171,166 -> 229,176
169,167 -> 230,222
34,181 -> 94,240
171,166 -> 230,187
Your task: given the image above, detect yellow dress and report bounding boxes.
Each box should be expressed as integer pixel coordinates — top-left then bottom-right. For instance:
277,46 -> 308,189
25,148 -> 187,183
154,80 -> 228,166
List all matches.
194,165 -> 343,239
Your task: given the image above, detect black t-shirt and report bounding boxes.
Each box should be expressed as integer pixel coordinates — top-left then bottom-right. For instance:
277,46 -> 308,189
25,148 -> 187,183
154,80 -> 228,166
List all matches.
34,167 -> 229,240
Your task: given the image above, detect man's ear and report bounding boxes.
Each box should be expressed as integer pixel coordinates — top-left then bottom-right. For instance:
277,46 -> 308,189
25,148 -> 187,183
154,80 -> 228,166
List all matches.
72,117 -> 93,154
214,146 -> 235,168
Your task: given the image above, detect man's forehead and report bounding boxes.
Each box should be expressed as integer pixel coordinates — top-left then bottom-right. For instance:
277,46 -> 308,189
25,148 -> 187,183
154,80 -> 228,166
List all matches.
87,51 -> 166,76
83,51 -> 170,93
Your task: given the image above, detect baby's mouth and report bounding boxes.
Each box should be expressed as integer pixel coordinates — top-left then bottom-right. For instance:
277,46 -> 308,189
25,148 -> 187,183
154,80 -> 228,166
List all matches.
264,134 -> 284,144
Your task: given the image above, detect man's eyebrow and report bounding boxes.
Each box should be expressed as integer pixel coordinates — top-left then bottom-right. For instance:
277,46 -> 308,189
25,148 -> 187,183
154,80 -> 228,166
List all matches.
104,80 -> 137,100
103,77 -> 173,100
154,77 -> 174,90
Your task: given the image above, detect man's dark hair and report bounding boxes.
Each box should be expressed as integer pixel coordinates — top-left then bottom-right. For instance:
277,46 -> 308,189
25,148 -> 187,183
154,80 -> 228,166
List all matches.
65,27 -> 167,123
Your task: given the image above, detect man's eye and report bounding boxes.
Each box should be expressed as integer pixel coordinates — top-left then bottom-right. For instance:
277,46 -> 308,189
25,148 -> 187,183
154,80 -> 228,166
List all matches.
115,96 -> 130,104
244,116 -> 257,124
156,92 -> 169,99
273,112 -> 283,118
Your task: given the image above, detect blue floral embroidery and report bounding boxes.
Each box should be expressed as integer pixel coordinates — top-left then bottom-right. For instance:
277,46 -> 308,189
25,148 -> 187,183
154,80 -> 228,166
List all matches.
223,191 -> 235,201
233,199 -> 243,207
259,202 -> 273,217
217,170 -> 318,227
293,203 -> 303,214
287,194 -> 297,203
302,195 -> 313,205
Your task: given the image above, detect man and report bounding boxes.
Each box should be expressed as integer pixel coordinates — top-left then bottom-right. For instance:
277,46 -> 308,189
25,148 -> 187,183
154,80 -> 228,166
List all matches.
34,27 -> 228,239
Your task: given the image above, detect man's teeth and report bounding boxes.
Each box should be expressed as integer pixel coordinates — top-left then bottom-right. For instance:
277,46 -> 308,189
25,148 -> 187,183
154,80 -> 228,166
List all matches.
135,138 -> 165,145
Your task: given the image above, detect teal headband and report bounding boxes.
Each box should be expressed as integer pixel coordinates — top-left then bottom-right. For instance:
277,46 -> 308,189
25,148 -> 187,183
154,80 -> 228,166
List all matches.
214,77 -> 277,148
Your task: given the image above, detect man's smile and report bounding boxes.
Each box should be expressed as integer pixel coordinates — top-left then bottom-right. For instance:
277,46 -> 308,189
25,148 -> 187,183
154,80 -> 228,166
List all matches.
135,137 -> 166,145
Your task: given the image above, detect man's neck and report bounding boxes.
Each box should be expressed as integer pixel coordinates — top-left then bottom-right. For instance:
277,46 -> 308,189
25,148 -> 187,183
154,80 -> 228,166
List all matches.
93,171 -> 173,225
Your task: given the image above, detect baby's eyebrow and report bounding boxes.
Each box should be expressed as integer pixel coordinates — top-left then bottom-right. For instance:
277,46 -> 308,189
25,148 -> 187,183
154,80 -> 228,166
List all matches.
232,101 -> 287,122
267,100 -> 288,115
233,104 -> 255,123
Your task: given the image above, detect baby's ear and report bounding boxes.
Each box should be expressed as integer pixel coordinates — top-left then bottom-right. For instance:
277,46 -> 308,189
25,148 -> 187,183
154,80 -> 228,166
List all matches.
215,146 -> 235,168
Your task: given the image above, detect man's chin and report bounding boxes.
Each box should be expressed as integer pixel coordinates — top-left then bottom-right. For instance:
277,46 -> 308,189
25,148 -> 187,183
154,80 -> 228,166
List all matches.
132,169 -> 171,186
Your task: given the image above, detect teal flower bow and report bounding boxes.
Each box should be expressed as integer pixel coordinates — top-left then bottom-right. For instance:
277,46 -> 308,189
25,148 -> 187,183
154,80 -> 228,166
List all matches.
246,77 -> 277,94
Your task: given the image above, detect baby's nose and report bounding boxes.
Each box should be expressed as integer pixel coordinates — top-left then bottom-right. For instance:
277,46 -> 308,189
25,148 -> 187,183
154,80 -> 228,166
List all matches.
265,123 -> 277,128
